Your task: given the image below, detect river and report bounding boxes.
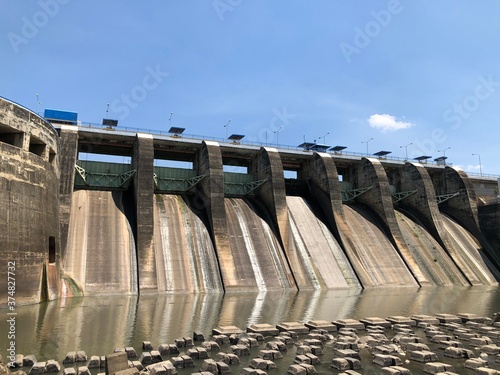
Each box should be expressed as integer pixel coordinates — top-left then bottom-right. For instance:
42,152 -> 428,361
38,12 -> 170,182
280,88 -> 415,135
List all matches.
2,286 -> 500,374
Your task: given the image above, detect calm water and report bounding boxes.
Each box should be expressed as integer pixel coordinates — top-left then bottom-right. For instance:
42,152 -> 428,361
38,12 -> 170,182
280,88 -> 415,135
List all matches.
2,286 -> 500,373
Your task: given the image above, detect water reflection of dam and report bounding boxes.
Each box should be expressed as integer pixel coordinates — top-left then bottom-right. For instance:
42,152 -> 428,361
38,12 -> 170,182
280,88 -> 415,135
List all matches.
59,131 -> 500,297
5,287 -> 500,361
2,97 -> 500,307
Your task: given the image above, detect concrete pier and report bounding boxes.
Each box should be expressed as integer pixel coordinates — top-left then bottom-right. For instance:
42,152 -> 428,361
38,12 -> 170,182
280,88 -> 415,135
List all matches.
0,97 -> 60,305
132,133 -> 157,292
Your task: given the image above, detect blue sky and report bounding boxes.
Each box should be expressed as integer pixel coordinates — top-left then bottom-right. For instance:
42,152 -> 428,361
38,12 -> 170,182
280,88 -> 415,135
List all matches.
2,0 -> 500,175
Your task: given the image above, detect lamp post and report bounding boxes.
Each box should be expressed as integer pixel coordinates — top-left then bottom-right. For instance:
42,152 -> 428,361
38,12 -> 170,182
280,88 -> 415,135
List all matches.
320,132 -> 330,144
472,153 -> 482,176
224,119 -> 231,141
438,146 -> 450,157
36,93 -> 42,115
362,137 -> 373,156
400,142 -> 412,161
437,147 -> 450,165
274,126 -> 282,147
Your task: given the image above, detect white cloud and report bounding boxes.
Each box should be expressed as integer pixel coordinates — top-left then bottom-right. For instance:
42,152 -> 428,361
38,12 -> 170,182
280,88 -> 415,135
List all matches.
465,164 -> 481,171
368,114 -> 415,132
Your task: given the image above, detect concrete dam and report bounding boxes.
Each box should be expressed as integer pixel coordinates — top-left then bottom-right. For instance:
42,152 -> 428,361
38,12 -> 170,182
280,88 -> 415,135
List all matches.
1,97 -> 500,306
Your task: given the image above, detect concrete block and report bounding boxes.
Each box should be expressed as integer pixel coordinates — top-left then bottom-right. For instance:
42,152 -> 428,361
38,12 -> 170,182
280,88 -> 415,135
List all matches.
200,359 -> 217,373
409,350 -> 438,363
331,358 -> 349,371
23,356 -> 37,367
250,358 -> 268,370
411,315 -> 439,324
333,349 -> 360,359
114,369 -> 139,375
212,325 -> 244,336
287,364 -> 307,375
44,360 -> 60,373
481,344 -> 500,355
470,337 -> 493,346
106,352 -> 129,375
259,350 -> 282,360
247,323 -> 279,336
212,334 -> 230,346
124,347 -> 137,359
380,366 -> 412,375
88,355 -> 101,368
265,340 -> 287,352
464,358 -> 488,369
333,319 -> 365,330
310,346 -> 323,356
443,347 -> 475,359
360,317 -> 392,328
230,344 -> 250,356
387,316 -> 417,326
75,352 -> 87,363
422,362 -> 454,374
435,313 -> 461,323
180,355 -> 194,368
216,361 -> 231,374
406,343 -> 430,352
372,354 -> 402,367
276,322 -> 309,334
304,320 -> 337,332
29,362 -> 46,375
474,367 -> 500,375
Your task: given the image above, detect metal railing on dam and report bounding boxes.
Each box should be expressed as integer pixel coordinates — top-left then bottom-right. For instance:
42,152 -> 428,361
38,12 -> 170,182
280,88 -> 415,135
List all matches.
55,121 -> 500,177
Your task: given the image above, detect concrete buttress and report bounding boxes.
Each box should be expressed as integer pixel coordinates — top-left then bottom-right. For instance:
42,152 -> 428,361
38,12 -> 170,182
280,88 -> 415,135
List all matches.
250,147 -> 297,289
58,126 -> 78,261
194,141 -> 233,290
132,133 -> 156,292
355,158 -> 419,286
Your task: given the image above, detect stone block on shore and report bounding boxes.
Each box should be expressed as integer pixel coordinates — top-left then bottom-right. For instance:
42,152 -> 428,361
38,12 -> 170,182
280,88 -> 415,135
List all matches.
276,322 -> 309,335
247,323 -> 279,336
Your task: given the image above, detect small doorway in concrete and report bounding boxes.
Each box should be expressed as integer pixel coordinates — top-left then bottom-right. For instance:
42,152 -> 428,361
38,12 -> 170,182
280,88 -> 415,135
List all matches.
48,236 -> 56,264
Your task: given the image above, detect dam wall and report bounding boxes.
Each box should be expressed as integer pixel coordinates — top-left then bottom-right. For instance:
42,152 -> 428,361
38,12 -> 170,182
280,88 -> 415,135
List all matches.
2,97 -> 500,304
63,190 -> 137,295
479,203 -> 500,252
154,194 -> 223,293
54,132 -> 500,293
0,97 -> 60,306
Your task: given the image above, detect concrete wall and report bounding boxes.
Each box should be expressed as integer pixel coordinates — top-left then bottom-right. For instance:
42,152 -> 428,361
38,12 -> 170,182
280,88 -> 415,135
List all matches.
58,126 -> 78,260
132,133 -> 156,292
0,98 -> 60,307
479,203 -> 500,252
